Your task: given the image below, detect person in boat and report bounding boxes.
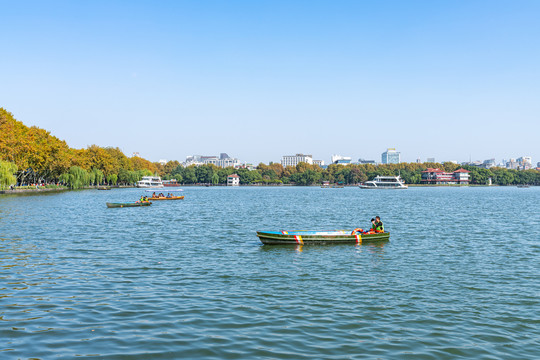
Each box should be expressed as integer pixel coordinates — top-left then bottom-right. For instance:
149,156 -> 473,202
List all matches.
152,192 -> 156,198
374,216 -> 384,232
370,218 -> 377,232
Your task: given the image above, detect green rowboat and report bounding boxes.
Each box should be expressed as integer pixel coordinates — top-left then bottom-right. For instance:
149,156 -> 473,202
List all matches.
106,202 -> 152,208
256,230 -> 390,245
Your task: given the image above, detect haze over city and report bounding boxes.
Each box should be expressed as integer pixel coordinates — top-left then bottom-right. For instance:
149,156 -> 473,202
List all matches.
1,0 -> 539,164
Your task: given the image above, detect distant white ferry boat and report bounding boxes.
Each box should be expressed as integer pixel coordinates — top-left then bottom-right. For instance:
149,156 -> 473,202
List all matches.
136,176 -> 164,188
359,175 -> 408,189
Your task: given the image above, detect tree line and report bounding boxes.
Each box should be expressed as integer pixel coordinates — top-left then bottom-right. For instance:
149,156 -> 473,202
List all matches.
0,108 -> 157,189
1,107 -> 539,189
162,161 -> 540,186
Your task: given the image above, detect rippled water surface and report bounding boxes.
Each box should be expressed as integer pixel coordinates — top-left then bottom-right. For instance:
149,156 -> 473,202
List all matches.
1,186 -> 539,359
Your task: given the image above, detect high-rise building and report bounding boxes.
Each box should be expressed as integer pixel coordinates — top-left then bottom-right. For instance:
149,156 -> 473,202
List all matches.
517,156 -> 532,170
381,148 -> 401,164
427,157 -> 435,163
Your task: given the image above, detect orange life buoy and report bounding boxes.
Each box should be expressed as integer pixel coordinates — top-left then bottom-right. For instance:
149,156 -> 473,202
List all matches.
351,228 -> 364,235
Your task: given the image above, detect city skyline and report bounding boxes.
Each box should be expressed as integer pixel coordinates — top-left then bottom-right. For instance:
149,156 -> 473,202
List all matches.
154,149 -> 534,169
1,1 -> 539,164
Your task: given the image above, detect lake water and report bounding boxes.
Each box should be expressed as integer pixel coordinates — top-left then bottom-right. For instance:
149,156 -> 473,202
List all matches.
1,186 -> 539,359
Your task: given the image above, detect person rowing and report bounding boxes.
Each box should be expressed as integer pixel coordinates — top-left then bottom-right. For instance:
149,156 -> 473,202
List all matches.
352,217 -> 384,235
374,216 -> 384,232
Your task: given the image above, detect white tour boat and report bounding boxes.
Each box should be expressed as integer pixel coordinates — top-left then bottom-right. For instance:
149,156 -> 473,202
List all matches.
359,175 -> 408,189
136,176 -> 164,188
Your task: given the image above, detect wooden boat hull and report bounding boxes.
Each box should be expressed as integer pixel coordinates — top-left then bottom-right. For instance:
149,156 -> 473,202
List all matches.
148,196 -> 184,200
106,202 -> 152,208
97,186 -> 111,190
256,230 -> 390,245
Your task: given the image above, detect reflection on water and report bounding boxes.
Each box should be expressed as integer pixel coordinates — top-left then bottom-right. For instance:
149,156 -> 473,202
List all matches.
0,186 -> 539,359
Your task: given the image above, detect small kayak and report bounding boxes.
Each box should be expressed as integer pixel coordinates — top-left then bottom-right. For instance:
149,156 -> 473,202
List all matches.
256,230 -> 390,245
106,202 -> 152,208
148,196 -> 184,200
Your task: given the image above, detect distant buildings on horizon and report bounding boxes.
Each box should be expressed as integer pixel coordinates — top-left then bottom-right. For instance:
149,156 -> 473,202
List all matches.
145,148 -> 536,171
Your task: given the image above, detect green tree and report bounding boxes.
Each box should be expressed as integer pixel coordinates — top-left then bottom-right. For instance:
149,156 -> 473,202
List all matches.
59,166 -> 90,189
0,160 -> 17,189
106,174 -> 118,185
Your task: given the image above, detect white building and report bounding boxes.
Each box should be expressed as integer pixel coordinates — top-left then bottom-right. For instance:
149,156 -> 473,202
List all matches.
281,154 -> 313,167
227,174 -> 240,186
331,155 -> 352,164
158,159 -> 167,166
185,153 -> 241,168
313,159 -> 325,167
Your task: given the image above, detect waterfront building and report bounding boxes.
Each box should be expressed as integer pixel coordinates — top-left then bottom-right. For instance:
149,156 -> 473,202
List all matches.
281,154 -> 313,167
313,159 -> 325,167
421,168 -> 470,185
381,148 -> 401,164
227,174 -> 240,186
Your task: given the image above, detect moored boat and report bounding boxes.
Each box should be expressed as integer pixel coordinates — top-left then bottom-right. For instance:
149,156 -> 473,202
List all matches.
163,179 -> 180,187
97,186 -> 111,190
256,230 -> 390,245
136,176 -> 164,188
106,202 -> 152,208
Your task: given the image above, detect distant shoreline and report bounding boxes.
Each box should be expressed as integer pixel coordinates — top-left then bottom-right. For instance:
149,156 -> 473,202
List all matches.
2,183 -> 516,196
0,185 -> 134,196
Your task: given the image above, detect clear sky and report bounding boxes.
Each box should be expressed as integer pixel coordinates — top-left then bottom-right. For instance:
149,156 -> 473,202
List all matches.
1,0 -> 539,165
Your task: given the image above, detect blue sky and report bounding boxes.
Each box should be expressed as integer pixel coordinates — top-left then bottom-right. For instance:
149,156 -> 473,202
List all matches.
1,0 -> 539,164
